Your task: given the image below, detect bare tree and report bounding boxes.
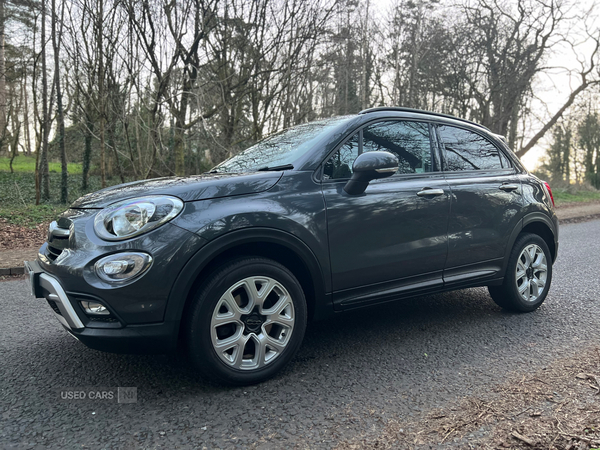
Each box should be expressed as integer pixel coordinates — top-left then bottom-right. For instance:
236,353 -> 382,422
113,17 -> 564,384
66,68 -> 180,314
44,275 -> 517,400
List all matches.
517,31 -> 600,157
1,0 -> 598,203
38,0 -> 50,201
52,0 -> 67,202
0,0 -> 6,154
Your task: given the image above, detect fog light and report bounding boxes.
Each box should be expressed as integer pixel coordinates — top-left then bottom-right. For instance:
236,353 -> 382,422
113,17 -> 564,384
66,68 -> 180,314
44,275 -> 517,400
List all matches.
81,301 -> 110,315
95,252 -> 153,283
102,260 -> 131,275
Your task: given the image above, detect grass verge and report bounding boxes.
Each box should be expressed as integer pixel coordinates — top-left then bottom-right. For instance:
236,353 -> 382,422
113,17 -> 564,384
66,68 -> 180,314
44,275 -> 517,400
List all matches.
553,189 -> 600,206
0,155 -> 82,174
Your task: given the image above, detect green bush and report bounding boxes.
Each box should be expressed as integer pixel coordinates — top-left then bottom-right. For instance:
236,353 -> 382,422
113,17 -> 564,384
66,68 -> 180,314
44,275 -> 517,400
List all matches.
0,172 -> 122,206
0,204 -> 68,228
0,171 -> 127,227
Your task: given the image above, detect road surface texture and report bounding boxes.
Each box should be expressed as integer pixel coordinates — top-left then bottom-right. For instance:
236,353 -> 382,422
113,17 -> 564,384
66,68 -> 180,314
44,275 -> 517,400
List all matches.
1,219 -> 599,449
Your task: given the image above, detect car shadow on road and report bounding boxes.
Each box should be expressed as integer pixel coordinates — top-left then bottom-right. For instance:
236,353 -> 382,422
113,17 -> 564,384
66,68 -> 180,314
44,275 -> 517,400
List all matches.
23,286 -> 552,399
288,286 -> 555,379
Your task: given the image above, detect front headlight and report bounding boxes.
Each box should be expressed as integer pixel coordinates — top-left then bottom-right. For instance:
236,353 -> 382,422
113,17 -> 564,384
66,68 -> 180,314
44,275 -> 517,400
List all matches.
94,195 -> 184,241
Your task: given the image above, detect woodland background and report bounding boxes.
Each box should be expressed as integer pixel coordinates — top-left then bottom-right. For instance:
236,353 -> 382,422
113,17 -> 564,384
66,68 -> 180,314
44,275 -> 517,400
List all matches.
0,0 -> 600,221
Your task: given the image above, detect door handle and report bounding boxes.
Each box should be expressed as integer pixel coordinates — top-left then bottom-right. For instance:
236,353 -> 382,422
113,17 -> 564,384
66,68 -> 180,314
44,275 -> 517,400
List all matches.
417,188 -> 445,197
499,183 -> 519,192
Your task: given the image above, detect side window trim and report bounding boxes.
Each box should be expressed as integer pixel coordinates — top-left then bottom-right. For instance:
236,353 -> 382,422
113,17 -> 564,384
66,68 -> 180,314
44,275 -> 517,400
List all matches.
321,119 -> 438,181
428,122 -> 442,172
442,168 -> 517,177
497,146 -> 512,169
358,129 -> 363,156
433,124 -> 447,172
434,123 -> 511,172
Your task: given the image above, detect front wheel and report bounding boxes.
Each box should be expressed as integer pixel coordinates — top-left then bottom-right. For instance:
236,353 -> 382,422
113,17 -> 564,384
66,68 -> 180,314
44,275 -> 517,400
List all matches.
488,233 -> 553,312
186,257 -> 307,385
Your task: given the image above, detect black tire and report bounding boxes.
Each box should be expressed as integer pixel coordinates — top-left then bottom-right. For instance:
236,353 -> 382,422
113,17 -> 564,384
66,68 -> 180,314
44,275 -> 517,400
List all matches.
186,257 -> 307,385
488,233 -> 553,312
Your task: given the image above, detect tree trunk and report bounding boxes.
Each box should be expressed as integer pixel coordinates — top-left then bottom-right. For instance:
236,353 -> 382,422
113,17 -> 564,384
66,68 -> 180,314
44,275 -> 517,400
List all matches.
82,118 -> 93,191
508,102 -> 519,150
22,69 -> 32,155
594,141 -> 600,189
108,126 -> 125,183
98,0 -> 106,187
135,114 -> 143,175
52,0 -> 68,203
0,0 -> 6,155
40,0 -> 50,201
9,89 -> 20,173
563,127 -> 571,183
122,120 -> 139,179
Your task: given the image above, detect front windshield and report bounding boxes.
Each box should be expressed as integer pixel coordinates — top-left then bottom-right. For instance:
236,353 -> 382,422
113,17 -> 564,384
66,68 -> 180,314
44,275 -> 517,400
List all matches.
213,116 -> 351,173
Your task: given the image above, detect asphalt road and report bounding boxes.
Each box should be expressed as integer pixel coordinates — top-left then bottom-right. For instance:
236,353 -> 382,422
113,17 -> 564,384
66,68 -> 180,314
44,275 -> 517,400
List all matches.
1,219 -> 599,449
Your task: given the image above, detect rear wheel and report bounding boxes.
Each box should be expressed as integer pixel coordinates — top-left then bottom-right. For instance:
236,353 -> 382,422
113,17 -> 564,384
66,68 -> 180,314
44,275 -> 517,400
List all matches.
488,233 -> 553,312
186,257 -> 307,385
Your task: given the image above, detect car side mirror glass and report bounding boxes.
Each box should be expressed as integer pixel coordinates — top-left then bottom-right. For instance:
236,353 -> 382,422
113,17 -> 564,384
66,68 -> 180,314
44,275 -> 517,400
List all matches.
343,151 -> 399,195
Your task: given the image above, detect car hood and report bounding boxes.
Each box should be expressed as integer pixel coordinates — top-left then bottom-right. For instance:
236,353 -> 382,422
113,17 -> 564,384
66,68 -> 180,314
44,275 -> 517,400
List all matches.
70,172 -> 283,208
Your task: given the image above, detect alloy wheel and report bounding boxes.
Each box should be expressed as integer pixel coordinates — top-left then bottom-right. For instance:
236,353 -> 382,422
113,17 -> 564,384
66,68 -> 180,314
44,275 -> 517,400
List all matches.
210,276 -> 295,370
515,244 -> 548,302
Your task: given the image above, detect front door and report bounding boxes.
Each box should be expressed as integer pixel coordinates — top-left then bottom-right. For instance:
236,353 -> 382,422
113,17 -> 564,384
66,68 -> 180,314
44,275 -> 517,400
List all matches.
322,120 -> 451,309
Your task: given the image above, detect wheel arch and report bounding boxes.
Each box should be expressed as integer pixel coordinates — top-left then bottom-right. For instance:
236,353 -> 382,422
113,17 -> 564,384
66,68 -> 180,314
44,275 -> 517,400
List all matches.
521,213 -> 558,263
165,227 -> 332,338
503,213 -> 557,273
492,213 -> 557,286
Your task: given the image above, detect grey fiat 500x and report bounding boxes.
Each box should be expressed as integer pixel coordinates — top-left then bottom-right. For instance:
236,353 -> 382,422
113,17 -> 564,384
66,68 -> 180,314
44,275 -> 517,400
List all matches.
25,107 -> 558,385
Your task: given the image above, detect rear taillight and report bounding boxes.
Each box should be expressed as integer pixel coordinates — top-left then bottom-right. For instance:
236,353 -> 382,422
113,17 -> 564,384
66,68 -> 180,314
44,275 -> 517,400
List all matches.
543,181 -> 555,207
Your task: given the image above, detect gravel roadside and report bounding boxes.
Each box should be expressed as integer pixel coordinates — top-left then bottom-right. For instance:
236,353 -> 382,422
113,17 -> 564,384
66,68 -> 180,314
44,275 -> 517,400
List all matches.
338,345 -> 600,449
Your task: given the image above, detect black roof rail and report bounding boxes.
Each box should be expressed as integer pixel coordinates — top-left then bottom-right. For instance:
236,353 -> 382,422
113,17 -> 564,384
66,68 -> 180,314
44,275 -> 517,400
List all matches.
358,107 -> 490,131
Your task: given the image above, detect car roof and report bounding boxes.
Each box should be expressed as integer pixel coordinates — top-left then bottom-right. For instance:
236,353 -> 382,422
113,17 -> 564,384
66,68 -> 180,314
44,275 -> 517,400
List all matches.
359,107 -> 491,132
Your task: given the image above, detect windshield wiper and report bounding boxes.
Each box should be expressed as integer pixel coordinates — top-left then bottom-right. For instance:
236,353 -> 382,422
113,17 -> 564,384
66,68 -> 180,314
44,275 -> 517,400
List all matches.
257,164 -> 294,171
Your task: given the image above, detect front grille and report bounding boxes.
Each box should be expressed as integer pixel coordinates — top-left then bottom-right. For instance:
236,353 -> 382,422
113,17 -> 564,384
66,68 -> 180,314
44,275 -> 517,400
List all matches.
46,220 -> 71,261
88,316 -> 119,323
47,245 -> 63,261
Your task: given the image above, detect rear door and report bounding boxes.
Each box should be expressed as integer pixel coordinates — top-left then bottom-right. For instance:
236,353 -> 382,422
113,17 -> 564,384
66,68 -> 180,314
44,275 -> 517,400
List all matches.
436,124 -> 523,286
322,120 -> 451,309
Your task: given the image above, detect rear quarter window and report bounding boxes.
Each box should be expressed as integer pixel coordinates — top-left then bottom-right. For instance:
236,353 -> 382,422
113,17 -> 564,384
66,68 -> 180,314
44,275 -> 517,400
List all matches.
438,125 -> 504,171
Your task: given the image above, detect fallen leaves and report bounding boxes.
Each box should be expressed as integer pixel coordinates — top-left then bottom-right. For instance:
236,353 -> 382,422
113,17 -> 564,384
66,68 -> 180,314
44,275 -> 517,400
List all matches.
576,373 -> 600,394
0,218 -> 48,250
334,346 -> 600,449
511,430 -> 535,446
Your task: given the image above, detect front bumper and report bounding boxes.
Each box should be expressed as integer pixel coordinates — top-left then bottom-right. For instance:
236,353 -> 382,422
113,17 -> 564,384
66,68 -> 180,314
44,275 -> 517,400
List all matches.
25,259 -> 180,354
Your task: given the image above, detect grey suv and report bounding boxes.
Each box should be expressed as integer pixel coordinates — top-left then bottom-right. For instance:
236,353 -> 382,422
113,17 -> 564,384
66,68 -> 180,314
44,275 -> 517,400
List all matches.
25,107 -> 558,385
